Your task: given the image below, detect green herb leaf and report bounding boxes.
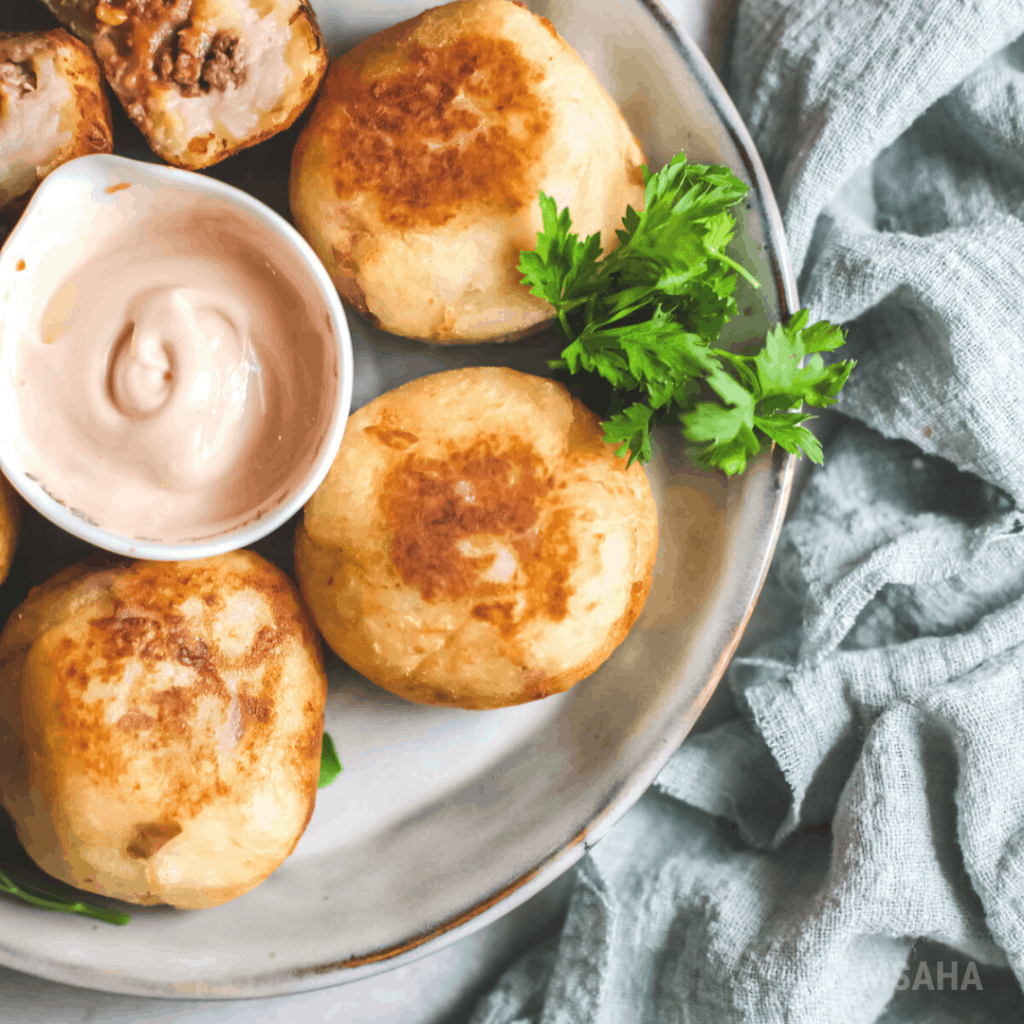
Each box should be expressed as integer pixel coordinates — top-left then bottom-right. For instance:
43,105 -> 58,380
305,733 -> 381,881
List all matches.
517,192 -> 603,321
602,403 -> 657,467
754,412 -> 824,463
319,732 -> 343,788
0,866 -> 129,924
520,154 -> 855,474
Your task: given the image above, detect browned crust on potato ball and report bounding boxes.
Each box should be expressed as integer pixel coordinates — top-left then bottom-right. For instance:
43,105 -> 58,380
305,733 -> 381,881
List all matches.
324,34 -> 552,230
381,437 -> 576,621
42,557 -> 321,814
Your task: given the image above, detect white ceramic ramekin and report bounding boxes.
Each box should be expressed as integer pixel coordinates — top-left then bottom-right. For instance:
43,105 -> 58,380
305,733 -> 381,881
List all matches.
0,154 -> 353,560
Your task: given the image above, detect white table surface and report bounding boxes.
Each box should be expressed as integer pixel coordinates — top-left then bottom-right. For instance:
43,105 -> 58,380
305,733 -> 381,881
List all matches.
0,2 -> 729,1020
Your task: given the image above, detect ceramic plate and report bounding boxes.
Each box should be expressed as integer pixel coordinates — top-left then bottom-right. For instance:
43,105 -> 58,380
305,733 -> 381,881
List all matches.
0,0 -> 797,997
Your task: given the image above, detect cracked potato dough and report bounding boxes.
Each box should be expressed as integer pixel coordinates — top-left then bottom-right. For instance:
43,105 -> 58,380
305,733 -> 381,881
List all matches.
0,29 -> 113,236
295,367 -> 659,710
0,550 -> 326,909
289,0 -> 646,343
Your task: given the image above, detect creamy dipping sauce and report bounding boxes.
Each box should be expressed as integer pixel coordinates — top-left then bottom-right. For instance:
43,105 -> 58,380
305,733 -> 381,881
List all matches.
15,189 -> 333,542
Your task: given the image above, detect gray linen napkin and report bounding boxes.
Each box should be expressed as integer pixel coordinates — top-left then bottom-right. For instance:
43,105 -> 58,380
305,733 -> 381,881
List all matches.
467,1 -> 1024,1021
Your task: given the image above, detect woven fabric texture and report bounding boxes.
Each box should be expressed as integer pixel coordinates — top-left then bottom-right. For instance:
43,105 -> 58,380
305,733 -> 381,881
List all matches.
468,2 -> 1024,1021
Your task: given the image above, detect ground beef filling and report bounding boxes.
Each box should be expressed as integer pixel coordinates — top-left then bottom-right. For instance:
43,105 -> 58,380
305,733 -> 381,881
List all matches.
155,30 -> 246,96
0,60 -> 36,96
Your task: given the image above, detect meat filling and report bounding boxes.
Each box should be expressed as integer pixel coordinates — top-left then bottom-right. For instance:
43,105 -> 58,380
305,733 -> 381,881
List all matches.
155,29 -> 247,96
0,61 -> 37,97
200,33 -> 246,91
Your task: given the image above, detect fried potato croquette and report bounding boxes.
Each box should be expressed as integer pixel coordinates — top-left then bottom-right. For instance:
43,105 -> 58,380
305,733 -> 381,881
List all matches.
0,551 -> 326,909
289,0 -> 646,343
0,29 -> 113,236
295,367 -> 658,710
39,0 -> 327,169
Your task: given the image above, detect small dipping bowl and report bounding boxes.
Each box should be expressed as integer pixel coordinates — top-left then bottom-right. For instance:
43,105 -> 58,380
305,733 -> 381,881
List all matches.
0,154 -> 353,559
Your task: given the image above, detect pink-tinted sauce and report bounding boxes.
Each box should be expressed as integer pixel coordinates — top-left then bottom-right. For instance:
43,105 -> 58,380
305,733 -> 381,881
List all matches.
17,194 -> 327,541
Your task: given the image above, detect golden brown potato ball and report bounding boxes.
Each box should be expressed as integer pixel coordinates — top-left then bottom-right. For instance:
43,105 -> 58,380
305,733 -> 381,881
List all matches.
295,367 -> 658,709
289,0 -> 646,343
0,550 -> 326,909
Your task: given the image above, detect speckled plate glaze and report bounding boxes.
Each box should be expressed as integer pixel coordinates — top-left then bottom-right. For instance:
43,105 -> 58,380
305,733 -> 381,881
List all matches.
0,0 -> 797,997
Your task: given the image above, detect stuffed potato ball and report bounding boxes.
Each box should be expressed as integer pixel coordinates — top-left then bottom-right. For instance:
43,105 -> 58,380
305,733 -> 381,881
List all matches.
295,367 -> 659,709
0,551 -> 326,909
289,0 -> 646,343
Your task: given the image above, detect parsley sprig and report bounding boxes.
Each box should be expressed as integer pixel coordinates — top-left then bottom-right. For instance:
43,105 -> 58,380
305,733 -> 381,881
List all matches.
0,865 -> 129,925
319,732 -> 343,788
518,152 -> 855,475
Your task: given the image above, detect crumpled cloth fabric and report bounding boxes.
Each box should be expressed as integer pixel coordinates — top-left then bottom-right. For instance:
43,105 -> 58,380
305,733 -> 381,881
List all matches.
467,1 -> 1024,1021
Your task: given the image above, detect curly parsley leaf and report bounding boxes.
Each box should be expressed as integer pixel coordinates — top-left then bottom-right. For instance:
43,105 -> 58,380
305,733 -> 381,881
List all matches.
0,866 -> 130,924
520,153 -> 855,475
319,732 -> 343,788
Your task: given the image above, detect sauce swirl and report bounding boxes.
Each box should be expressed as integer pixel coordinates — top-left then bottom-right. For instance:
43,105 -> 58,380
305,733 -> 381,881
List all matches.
102,286 -> 263,490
